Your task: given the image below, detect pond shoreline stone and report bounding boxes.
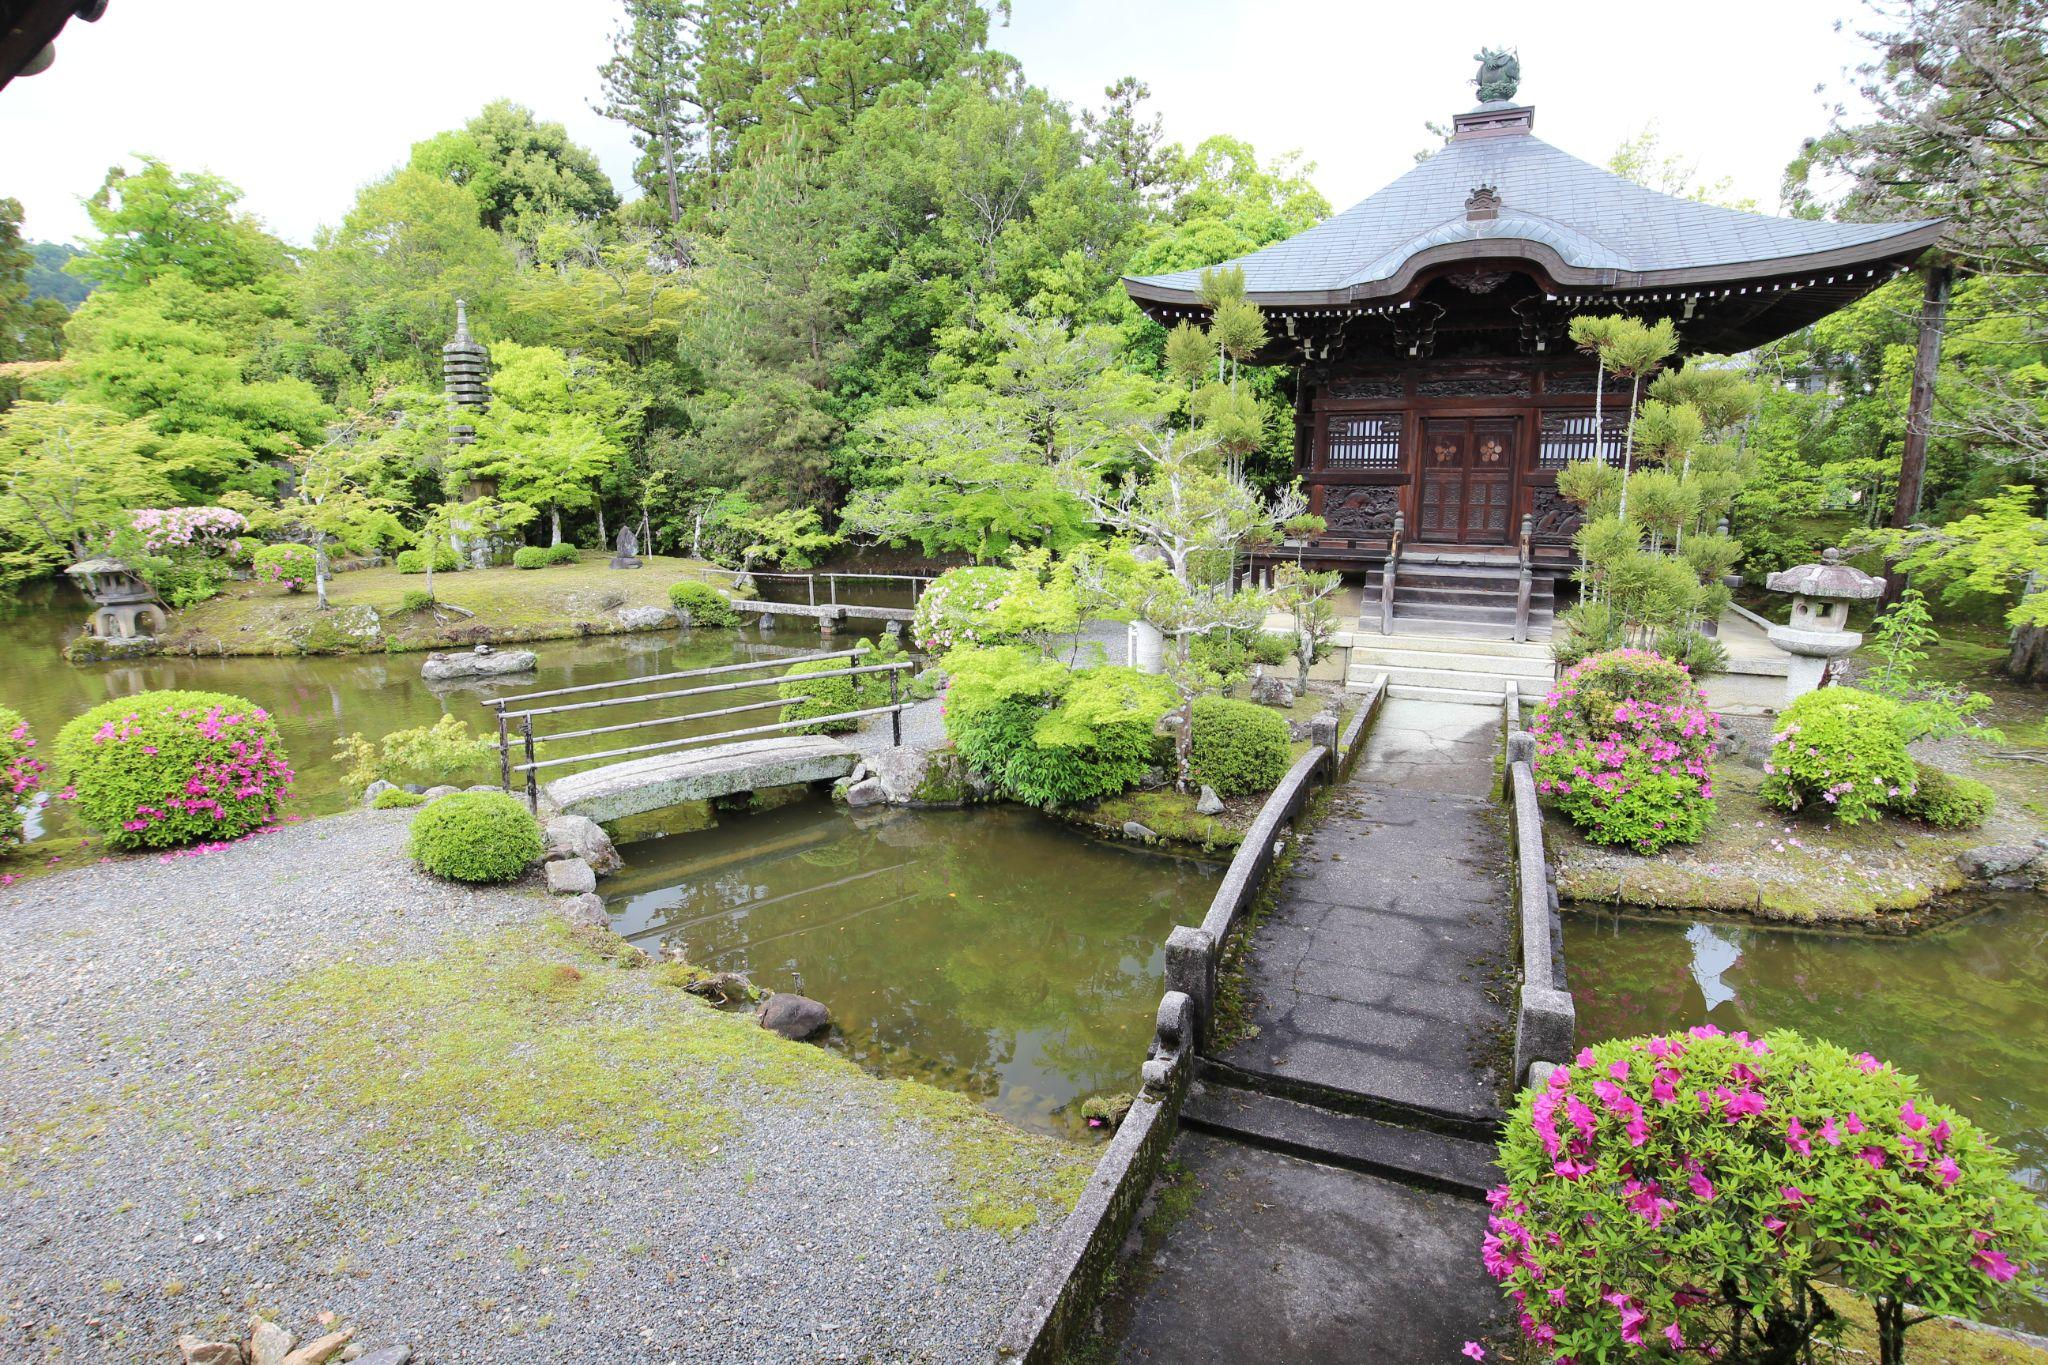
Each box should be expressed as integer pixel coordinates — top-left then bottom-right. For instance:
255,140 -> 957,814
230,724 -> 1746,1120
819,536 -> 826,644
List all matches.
758,992 -> 831,1041
419,646 -> 537,682
545,858 -> 597,896
543,814 -> 622,875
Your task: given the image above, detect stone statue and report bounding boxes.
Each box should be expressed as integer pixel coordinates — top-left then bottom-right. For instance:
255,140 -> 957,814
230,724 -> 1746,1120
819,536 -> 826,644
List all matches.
609,524 -> 643,570
1474,47 -> 1521,103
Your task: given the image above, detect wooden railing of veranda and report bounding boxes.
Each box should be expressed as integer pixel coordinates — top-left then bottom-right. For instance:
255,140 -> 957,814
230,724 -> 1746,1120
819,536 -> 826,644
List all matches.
481,648 -> 913,810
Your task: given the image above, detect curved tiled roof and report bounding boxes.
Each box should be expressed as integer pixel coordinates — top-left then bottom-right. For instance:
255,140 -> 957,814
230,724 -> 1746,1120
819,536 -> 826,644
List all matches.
1126,106 -> 1942,308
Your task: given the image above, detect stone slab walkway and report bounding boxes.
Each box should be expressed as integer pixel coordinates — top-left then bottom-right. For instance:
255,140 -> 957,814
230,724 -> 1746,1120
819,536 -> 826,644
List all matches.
1106,700 -> 1516,1363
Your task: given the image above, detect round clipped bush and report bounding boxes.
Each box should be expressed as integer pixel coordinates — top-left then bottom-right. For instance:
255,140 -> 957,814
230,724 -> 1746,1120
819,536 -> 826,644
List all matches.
1894,765 -> 1995,830
668,579 -> 739,628
779,656 -> 865,734
1488,1028 -> 2048,1365
399,588 -> 434,614
1188,695 -> 1291,796
545,542 -> 579,565
406,791 -> 542,883
912,566 -> 1020,652
0,706 -> 47,853
372,786 -> 427,809
1762,686 -> 1916,824
943,646 -> 1175,807
511,545 -> 550,570
1532,648 -> 1718,853
395,546 -> 459,575
252,543 -> 315,593
56,690 -> 294,849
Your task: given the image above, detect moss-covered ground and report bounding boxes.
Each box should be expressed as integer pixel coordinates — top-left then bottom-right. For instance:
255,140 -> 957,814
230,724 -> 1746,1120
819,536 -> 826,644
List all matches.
237,918 -> 1091,1235
155,552 -> 736,657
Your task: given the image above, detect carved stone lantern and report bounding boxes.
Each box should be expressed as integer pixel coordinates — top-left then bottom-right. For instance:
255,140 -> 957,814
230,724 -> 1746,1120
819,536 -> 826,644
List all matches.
65,557 -> 167,641
1762,547 -> 1885,704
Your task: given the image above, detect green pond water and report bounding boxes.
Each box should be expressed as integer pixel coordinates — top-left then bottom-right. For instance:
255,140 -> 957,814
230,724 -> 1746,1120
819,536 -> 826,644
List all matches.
3,580 -> 1215,1135
603,799 -> 1220,1137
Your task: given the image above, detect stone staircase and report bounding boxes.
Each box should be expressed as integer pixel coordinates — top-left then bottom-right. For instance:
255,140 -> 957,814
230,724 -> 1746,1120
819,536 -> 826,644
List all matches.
1358,558 -> 1557,638
1342,630 -> 1554,705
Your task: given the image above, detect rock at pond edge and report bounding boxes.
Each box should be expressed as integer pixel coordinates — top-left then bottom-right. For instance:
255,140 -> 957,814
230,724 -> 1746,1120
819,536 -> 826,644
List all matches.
757,992 -> 830,1040
545,858 -> 597,896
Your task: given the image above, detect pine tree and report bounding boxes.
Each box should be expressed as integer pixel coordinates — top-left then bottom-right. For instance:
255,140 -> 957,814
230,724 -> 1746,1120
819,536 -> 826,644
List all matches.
596,0 -> 698,225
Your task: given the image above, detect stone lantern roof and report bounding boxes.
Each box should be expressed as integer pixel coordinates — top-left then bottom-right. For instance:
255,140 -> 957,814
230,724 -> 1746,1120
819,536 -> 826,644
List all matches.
1763,548 -> 1886,602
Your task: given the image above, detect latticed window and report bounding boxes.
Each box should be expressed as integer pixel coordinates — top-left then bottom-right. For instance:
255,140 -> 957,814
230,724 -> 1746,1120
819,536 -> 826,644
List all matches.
1536,409 -> 1626,468
1324,412 -> 1402,469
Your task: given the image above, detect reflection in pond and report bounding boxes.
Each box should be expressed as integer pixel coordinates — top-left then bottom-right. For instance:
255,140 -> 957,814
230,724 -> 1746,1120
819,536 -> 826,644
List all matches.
605,799 -> 1220,1136
1566,895 -> 2048,1332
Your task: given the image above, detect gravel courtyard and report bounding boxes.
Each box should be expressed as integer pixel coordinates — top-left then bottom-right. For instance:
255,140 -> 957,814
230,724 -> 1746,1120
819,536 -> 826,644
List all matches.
0,811 -> 1087,1363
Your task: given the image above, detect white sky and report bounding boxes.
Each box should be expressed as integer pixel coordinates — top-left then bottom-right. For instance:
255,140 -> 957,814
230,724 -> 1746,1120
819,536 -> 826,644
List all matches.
0,0 -> 1875,247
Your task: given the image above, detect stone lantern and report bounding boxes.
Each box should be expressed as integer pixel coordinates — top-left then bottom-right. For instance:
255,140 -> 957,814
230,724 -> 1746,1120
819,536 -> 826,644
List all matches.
65,557 -> 167,641
1762,547 -> 1885,704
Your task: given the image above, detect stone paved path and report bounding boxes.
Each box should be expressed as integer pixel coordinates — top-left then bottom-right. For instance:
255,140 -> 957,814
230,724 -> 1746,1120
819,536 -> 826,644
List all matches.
1105,700 -> 1517,1364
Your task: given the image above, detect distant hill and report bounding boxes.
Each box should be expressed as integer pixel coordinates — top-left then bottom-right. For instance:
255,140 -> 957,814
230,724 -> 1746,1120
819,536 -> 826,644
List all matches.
26,243 -> 90,308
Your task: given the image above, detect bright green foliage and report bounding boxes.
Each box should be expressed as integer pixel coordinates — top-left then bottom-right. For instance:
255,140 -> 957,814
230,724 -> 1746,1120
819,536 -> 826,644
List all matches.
395,548 -> 459,574
69,157 -> 289,294
512,545 -> 551,570
1490,1029 -> 2048,1365
1186,628 -> 1289,688
252,542 -> 315,592
912,560 -> 1078,653
1551,600 -> 1627,669
0,401 -> 177,584
1652,626 -> 1728,676
407,99 -> 618,235
1857,588 -> 2000,742
545,542 -> 580,565
372,786 -> 428,810
668,579 -> 739,627
941,646 -> 1174,807
1187,696 -> 1290,796
1532,649 -> 1718,853
407,791 -> 543,884
450,340 -> 635,546
0,706 -> 44,853
377,715 -> 499,788
1762,688 -> 1918,824
779,656 -> 873,735
399,589 -> 434,614
1895,767 -> 1996,830
56,690 -> 294,849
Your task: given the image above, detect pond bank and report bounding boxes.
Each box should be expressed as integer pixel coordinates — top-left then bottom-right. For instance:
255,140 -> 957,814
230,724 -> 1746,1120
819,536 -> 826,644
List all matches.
0,810 -> 1087,1363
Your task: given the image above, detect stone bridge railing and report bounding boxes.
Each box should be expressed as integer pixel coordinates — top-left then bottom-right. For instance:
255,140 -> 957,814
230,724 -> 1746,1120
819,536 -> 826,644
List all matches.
1505,718 -> 1576,1086
991,681 -> 1387,1362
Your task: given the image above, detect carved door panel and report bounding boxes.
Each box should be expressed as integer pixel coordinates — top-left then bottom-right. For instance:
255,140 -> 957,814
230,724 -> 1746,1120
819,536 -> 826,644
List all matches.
1418,417 -> 1515,545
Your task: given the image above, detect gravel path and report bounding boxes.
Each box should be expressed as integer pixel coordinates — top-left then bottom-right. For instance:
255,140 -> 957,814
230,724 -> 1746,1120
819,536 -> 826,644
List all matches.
0,812 -> 1076,1362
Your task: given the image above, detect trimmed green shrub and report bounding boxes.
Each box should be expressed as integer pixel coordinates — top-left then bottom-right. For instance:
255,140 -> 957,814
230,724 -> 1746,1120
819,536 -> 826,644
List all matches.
545,542 -> 579,565
1653,625 -> 1728,677
406,790 -> 542,883
1533,648 -> 1718,853
395,546 -> 459,575
668,579 -> 740,627
372,786 -> 428,809
252,543 -> 315,593
55,690 -> 294,849
1894,766 -> 1995,830
779,656 -> 867,735
0,706 -> 47,853
1551,600 -> 1627,669
942,646 -> 1175,807
512,545 -> 550,570
1188,696 -> 1291,796
1188,629 -> 1293,687
1488,1028 -> 2048,1365
399,588 -> 434,613
1762,687 -> 1916,824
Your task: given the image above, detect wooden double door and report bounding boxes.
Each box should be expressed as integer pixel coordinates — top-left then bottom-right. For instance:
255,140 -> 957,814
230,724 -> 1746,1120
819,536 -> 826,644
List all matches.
1416,416 -> 1516,545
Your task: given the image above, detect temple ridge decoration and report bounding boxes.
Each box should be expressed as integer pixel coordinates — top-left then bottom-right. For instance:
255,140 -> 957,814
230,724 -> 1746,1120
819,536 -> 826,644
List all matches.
1122,67 -> 1944,573
1474,47 -> 1520,103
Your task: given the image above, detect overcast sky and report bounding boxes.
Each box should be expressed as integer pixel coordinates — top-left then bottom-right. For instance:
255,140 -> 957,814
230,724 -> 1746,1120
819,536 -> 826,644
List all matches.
0,0 -> 1877,247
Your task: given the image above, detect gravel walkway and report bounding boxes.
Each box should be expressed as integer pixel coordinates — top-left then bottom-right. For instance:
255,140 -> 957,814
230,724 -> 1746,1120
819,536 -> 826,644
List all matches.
0,812 -> 1076,1362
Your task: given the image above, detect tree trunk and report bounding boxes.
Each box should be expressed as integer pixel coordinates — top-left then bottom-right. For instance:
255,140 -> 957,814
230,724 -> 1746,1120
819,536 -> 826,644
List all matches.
1617,375 -> 1643,523
314,540 -> 330,612
550,507 -> 562,545
2010,623 -> 2048,682
423,552 -> 434,603
596,502 -> 608,549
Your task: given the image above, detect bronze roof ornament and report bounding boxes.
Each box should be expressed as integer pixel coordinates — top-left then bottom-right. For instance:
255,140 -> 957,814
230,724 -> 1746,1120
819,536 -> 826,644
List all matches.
1474,47 -> 1520,103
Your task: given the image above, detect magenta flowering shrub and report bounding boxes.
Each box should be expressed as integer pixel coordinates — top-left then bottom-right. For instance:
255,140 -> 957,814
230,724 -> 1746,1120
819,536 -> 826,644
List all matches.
912,567 -> 1019,652
55,690 -> 295,850
1761,687 -> 1917,825
128,506 -> 247,555
1531,649 -> 1718,853
1489,1028 -> 2048,1365
253,543 -> 316,593
0,706 -> 45,853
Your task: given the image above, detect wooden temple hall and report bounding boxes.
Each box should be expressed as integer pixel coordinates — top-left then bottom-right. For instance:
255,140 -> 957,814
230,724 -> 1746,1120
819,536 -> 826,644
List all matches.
1122,59 -> 1943,643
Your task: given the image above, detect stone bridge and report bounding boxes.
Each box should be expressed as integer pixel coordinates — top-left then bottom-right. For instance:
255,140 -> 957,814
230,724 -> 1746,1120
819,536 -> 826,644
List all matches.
540,735 -> 859,823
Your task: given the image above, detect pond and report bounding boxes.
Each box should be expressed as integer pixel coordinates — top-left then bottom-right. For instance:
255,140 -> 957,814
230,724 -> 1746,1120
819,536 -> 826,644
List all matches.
604,798 -> 1219,1138
4,580 -> 1213,1139
1566,896 -> 2048,1331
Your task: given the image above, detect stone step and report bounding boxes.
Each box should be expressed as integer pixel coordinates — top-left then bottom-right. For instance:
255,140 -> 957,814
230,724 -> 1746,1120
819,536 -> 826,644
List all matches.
1347,664 -> 1530,696
1393,586 -> 1554,614
1335,630 -> 1553,660
1181,1080 -> 1501,1201
1387,681 -> 1521,705
1348,647 -> 1555,680
1197,1056 -> 1501,1144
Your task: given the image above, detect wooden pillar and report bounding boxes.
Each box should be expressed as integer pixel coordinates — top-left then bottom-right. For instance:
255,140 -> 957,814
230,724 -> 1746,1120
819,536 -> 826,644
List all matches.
1884,265 -> 1950,606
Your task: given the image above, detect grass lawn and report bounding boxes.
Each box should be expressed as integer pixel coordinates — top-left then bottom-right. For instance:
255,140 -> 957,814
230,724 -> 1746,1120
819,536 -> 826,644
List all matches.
157,552 -> 734,656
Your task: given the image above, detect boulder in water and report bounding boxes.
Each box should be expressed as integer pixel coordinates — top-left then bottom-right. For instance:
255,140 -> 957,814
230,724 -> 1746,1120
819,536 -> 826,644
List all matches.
420,647 -> 537,682
757,992 -> 830,1040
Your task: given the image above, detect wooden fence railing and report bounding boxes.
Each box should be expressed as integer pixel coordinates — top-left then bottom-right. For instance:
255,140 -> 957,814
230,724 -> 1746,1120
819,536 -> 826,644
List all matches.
481,647 -> 912,809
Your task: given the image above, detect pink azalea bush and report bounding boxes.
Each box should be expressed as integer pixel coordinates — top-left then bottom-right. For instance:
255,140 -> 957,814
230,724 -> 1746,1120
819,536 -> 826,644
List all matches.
1761,686 -> 1917,825
128,506 -> 247,555
1531,649 -> 1718,853
0,706 -> 45,853
912,566 -> 1020,652
253,543 -> 316,593
1488,1028 -> 2048,1365
54,690 -> 294,850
